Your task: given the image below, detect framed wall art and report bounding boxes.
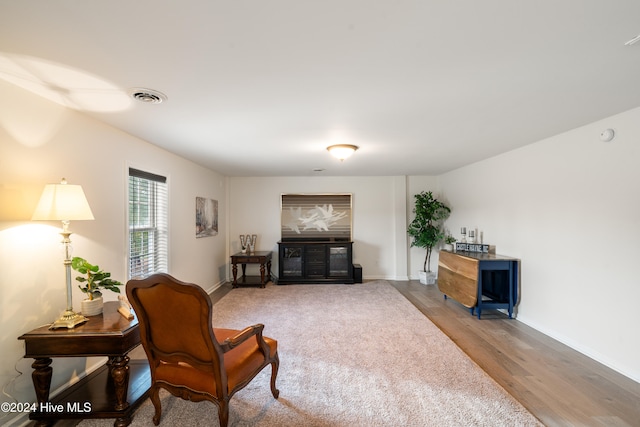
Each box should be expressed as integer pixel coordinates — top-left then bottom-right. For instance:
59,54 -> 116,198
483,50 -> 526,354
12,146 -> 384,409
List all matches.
196,197 -> 218,238
281,193 -> 352,241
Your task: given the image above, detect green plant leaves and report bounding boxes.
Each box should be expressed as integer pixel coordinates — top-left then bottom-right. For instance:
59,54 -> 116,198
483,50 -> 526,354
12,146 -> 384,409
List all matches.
407,191 -> 451,272
71,256 -> 123,299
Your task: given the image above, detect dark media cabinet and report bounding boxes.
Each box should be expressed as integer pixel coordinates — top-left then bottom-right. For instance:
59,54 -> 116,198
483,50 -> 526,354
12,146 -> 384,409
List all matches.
278,241 -> 354,284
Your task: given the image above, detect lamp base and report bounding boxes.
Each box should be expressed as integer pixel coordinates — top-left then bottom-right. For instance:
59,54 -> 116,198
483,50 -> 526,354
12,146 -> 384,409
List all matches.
49,309 -> 89,329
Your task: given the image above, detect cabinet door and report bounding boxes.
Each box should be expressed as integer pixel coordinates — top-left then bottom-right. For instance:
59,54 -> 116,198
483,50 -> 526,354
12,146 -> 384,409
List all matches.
280,246 -> 303,278
304,245 -> 326,278
328,245 -> 350,278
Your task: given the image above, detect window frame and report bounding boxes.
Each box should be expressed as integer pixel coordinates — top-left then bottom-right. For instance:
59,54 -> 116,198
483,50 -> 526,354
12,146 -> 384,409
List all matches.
127,167 -> 169,280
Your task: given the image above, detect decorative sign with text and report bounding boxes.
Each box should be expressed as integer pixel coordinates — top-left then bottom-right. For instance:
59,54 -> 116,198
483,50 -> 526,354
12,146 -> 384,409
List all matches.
455,242 -> 490,253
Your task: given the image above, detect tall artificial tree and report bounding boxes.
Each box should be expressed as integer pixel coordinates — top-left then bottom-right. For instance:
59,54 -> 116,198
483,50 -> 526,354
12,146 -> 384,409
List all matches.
407,191 -> 451,272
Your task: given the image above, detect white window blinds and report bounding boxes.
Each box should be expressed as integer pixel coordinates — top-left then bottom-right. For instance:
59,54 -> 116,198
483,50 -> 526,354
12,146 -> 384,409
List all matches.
128,168 -> 168,279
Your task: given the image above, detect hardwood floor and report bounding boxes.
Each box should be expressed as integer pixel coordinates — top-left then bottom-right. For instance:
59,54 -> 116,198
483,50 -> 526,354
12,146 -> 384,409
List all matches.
389,280 -> 640,427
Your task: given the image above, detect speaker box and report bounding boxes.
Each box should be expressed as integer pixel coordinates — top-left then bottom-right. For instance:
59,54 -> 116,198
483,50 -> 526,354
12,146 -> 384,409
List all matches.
353,264 -> 362,283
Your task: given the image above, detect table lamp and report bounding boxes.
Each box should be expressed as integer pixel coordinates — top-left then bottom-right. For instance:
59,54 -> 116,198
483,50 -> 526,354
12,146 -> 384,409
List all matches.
32,178 -> 95,329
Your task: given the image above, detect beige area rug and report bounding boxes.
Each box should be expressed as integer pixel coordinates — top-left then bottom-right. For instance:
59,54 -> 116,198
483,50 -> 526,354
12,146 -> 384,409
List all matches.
80,281 -> 543,427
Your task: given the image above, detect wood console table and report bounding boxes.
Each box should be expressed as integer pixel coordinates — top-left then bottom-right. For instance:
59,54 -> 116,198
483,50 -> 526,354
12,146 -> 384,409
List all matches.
438,250 -> 519,319
231,251 -> 273,288
18,301 -> 150,427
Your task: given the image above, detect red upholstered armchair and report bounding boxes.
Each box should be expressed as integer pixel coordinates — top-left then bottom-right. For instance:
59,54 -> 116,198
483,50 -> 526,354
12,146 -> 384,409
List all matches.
126,273 -> 279,426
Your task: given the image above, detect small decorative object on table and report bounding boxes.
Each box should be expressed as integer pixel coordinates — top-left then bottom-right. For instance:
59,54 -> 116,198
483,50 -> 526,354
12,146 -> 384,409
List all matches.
443,233 -> 456,252
455,242 -> 491,253
240,234 -> 257,253
118,295 -> 134,320
71,257 -> 123,316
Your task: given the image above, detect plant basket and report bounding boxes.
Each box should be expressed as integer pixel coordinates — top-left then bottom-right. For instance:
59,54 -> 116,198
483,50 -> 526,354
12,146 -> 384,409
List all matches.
81,296 -> 103,316
419,271 -> 436,285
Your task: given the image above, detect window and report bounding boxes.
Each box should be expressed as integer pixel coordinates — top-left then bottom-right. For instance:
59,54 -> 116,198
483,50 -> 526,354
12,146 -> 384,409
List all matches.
128,168 -> 168,279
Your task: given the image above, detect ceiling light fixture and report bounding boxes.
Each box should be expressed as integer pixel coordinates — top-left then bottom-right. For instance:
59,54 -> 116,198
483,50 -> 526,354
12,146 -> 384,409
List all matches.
327,144 -> 359,161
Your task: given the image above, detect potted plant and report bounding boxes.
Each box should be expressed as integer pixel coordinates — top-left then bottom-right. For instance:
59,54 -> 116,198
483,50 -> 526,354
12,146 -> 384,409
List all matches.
407,191 -> 451,284
71,257 -> 123,316
443,233 -> 457,252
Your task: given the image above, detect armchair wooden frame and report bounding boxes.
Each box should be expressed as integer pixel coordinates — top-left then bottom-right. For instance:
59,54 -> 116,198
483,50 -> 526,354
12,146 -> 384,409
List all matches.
126,273 -> 279,426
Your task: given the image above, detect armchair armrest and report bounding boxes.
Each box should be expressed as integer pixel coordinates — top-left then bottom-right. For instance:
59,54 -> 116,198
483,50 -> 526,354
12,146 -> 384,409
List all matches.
220,324 -> 266,353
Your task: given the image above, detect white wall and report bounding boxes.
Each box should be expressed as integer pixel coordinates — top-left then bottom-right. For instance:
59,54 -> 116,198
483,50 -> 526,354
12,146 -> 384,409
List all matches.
439,107 -> 640,383
229,176 -> 410,280
0,81 -> 227,425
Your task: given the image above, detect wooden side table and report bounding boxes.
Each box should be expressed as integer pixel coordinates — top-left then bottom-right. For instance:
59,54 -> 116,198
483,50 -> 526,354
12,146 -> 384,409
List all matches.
231,251 -> 273,288
437,250 -> 519,319
18,301 -> 150,427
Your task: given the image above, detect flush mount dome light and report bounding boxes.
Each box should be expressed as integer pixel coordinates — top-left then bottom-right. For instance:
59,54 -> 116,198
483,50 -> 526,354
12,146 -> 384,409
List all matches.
128,88 -> 167,104
327,144 -> 359,161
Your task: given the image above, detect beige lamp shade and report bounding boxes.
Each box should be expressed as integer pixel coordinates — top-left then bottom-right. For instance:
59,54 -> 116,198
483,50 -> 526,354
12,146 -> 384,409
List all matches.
32,180 -> 94,221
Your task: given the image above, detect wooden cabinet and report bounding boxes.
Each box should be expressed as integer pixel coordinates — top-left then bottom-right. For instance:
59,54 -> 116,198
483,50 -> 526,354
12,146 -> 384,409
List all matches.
437,250 -> 519,319
278,241 -> 354,284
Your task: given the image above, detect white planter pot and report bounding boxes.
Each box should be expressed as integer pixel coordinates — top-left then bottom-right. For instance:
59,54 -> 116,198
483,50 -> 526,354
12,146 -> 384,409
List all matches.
418,271 -> 437,285
81,296 -> 104,316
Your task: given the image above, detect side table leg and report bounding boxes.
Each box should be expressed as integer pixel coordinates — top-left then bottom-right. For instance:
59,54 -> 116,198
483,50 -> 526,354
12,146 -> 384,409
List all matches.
259,262 -> 266,288
31,357 -> 53,427
108,355 -> 131,427
267,260 -> 272,284
108,355 -> 130,409
232,262 -> 238,288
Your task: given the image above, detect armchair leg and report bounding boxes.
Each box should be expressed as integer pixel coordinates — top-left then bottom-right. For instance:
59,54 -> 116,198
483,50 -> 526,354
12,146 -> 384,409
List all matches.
270,353 -> 280,399
150,385 -> 162,426
218,400 -> 229,427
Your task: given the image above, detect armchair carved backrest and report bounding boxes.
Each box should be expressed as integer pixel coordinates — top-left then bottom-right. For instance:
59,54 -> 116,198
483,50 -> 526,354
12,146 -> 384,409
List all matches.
126,273 -> 279,427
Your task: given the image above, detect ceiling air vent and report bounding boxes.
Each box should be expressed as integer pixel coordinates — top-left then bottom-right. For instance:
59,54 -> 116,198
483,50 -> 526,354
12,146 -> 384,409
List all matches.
129,88 -> 167,104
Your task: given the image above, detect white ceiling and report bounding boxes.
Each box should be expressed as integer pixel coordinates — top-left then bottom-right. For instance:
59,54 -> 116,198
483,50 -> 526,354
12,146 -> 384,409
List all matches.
1,1 -> 640,176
